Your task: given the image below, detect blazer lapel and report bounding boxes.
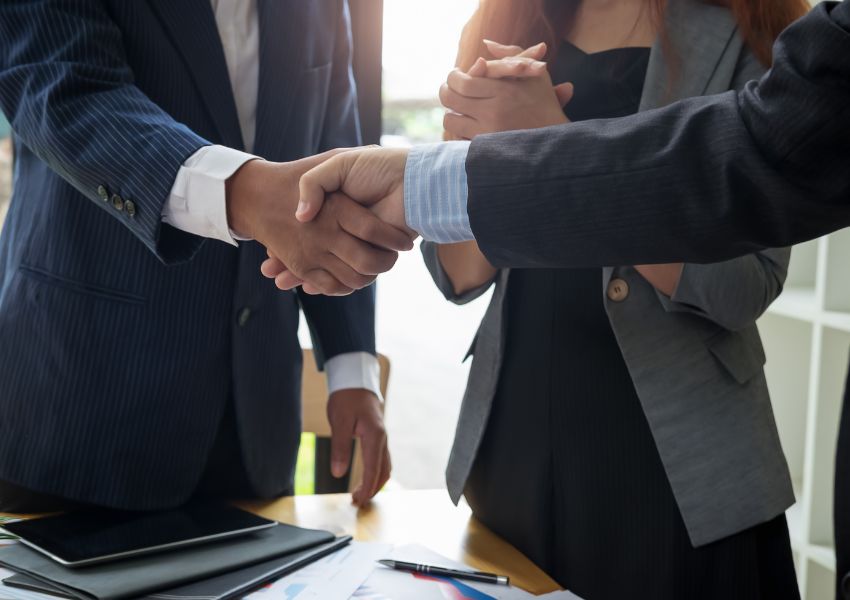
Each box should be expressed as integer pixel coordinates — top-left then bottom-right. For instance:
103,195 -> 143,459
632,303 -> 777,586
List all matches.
639,0 -> 739,110
147,0 -> 244,149
253,0 -> 306,160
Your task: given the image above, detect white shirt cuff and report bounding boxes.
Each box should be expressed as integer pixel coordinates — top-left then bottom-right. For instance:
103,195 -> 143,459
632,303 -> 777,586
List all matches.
162,145 -> 260,245
324,351 -> 383,401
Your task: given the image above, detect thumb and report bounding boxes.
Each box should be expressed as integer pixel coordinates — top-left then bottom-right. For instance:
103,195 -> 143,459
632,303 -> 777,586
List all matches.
296,151 -> 353,222
554,82 -> 574,108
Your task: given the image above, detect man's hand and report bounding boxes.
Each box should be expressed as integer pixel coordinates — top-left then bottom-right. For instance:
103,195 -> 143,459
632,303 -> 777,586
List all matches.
327,389 -> 391,506
226,151 -> 413,296
262,147 -> 413,292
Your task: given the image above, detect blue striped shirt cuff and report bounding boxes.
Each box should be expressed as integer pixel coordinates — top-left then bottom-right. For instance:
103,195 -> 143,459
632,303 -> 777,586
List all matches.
403,141 -> 474,243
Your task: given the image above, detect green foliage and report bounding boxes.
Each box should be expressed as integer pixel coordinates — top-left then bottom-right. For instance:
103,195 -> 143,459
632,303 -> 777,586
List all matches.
294,432 -> 316,495
382,101 -> 445,145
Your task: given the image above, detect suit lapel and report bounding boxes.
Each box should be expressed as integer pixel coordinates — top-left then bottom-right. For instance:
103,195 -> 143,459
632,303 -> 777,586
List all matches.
253,0 -> 306,160
639,0 -> 739,110
147,0 -> 244,149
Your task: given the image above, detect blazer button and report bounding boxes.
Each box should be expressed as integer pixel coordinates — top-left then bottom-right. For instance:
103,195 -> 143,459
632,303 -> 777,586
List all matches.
97,185 -> 109,201
607,278 -> 630,302
125,200 -> 136,218
237,307 -> 252,327
111,194 -> 124,211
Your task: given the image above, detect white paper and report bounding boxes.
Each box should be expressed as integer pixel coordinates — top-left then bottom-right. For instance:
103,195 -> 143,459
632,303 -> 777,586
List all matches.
244,541 -> 392,600
353,545 -> 583,600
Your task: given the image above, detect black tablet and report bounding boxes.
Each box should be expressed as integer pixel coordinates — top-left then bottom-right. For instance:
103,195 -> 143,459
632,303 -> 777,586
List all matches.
2,502 -> 277,567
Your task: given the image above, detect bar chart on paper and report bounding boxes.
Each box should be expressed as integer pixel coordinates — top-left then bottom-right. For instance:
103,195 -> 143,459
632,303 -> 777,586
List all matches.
245,542 -> 392,600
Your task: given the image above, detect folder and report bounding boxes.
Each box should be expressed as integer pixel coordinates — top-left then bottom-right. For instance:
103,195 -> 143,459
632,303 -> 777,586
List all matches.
0,523 -> 336,600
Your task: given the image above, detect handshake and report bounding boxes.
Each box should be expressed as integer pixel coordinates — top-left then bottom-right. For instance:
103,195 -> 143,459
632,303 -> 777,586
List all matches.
227,41 -> 570,296
226,145 -> 413,296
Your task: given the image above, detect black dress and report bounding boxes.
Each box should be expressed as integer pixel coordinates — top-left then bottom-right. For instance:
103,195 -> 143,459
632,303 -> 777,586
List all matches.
463,41 -> 800,600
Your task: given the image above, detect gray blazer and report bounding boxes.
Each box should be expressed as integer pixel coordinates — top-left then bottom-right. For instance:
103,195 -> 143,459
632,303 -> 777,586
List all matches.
423,0 -> 794,548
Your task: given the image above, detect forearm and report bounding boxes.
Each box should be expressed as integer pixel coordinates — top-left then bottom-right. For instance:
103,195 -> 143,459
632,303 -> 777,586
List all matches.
0,0 -> 209,262
298,286 -> 377,368
466,3 -> 850,268
436,241 -> 497,296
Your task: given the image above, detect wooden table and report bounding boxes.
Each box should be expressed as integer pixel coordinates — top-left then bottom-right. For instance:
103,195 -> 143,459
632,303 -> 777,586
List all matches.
2,490 -> 561,596
237,489 -> 561,595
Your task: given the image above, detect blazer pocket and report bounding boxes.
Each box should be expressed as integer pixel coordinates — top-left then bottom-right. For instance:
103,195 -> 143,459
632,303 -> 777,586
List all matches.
707,330 -> 766,385
18,264 -> 145,306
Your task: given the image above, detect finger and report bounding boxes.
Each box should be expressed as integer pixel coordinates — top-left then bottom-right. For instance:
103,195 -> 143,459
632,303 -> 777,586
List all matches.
260,256 -> 287,278
354,444 -> 391,506
484,57 -> 547,79
439,82 -> 479,117
357,424 -> 386,502
334,197 -> 414,252
319,251 -> 377,291
377,445 -> 392,492
338,200 -> 413,252
330,232 -> 398,277
466,56 -> 487,78
296,151 -> 357,222
443,111 -> 481,140
292,268 -> 353,296
483,39 -> 547,60
555,82 -> 575,108
482,39 -> 524,58
329,408 -> 355,479
274,270 -> 304,290
446,68 -> 503,98
518,41 -> 547,60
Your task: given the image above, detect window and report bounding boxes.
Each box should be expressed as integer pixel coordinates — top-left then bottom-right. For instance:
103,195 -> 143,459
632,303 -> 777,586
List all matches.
373,0 -> 491,489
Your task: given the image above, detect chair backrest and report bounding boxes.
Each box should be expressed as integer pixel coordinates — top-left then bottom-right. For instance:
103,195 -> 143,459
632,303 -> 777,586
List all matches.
301,349 -> 390,492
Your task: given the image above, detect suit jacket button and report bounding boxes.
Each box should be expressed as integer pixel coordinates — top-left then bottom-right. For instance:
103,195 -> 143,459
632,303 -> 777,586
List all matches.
237,307 -> 252,326
125,200 -> 136,217
607,278 -> 630,302
111,194 -> 124,211
97,185 -> 109,200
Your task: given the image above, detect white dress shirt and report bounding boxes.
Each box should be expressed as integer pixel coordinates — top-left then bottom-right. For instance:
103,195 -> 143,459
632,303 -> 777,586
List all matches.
162,0 -> 381,399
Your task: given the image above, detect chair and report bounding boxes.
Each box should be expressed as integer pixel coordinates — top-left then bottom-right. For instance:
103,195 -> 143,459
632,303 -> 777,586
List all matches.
301,349 -> 390,493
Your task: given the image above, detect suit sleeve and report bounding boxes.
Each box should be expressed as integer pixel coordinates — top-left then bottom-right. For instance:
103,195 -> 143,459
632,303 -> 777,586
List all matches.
0,0 -> 211,264
650,48 -> 791,331
466,2 -> 850,269
298,0 -> 375,370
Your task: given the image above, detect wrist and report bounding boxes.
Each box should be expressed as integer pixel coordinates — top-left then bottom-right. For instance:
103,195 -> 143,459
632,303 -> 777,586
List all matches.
225,158 -> 265,239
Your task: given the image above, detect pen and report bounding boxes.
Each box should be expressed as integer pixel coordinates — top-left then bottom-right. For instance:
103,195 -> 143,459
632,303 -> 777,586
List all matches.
377,559 -> 510,586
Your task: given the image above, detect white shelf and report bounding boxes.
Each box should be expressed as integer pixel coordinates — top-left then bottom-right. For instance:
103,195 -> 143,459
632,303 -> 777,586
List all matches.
763,235 -> 848,598
768,287 -> 819,322
808,544 -> 837,571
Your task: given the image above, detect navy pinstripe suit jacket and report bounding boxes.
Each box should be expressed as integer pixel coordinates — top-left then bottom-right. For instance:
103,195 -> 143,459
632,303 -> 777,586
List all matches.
0,0 -> 374,509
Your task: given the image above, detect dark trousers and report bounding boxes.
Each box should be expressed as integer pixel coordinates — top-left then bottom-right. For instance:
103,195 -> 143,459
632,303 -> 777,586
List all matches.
0,398 -> 265,513
835,353 -> 850,599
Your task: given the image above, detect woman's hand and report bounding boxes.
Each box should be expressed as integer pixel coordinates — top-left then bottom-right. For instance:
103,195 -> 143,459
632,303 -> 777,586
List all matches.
440,41 -> 574,139
634,264 -> 684,297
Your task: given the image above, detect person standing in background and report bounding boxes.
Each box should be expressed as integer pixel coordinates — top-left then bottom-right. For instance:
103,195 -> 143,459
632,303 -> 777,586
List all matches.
418,0 -> 806,598
0,0 -> 404,512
